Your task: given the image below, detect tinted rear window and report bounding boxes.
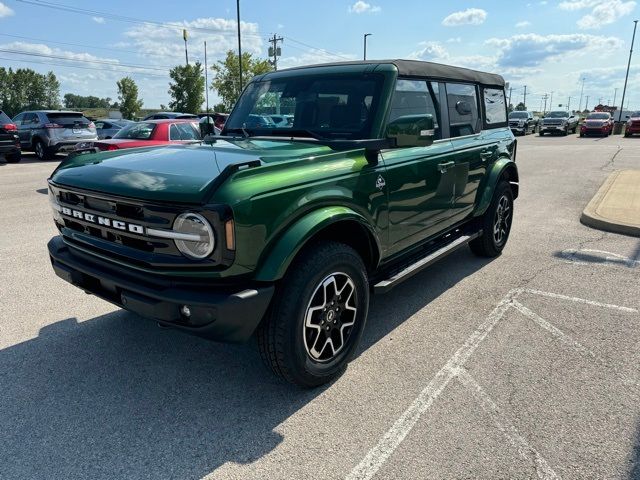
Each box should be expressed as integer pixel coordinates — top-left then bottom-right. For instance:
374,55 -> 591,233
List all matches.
113,122 -> 156,140
0,111 -> 11,123
47,113 -> 90,126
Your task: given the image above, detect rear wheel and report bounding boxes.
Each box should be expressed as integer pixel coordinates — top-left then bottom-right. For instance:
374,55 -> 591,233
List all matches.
470,181 -> 514,258
34,139 -> 52,160
257,241 -> 369,387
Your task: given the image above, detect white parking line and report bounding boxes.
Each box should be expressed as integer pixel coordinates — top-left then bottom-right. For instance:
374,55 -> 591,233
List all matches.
512,301 -> 599,360
455,368 -> 561,480
559,249 -> 640,268
345,291 -> 519,480
346,288 -> 637,480
522,289 -> 638,313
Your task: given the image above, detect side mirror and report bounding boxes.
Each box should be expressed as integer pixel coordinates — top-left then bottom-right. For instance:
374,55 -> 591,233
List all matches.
199,116 -> 215,137
386,114 -> 435,148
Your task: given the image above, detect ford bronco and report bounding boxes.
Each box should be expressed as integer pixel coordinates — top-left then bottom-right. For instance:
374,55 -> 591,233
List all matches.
47,60 -> 518,387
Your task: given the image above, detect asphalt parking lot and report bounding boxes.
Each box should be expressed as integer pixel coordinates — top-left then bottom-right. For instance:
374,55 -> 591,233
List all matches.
1,135 -> 639,480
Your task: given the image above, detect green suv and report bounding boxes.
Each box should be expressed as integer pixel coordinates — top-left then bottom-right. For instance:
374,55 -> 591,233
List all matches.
47,60 -> 518,387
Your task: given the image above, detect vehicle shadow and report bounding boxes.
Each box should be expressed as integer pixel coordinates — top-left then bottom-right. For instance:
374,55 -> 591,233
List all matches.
0,249 -> 493,479
630,422 -> 640,479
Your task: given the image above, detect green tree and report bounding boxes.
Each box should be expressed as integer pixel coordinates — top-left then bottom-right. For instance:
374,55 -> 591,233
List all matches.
168,62 -> 205,113
515,102 -> 526,111
63,93 -> 112,109
117,77 -> 143,119
211,50 -> 272,111
0,68 -> 60,116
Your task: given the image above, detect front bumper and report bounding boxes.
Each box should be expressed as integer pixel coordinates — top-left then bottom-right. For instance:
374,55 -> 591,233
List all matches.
48,236 -> 274,342
581,127 -> 610,136
540,124 -> 567,133
509,126 -> 526,134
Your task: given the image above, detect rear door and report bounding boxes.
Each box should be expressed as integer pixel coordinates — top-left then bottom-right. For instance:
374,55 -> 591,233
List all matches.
16,112 -> 37,146
441,83 -> 500,225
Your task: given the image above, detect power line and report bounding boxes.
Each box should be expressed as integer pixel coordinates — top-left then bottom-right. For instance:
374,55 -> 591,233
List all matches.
284,36 -> 351,60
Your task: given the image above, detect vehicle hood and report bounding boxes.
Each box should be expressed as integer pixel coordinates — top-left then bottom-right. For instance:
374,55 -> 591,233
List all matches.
50,140 -> 332,204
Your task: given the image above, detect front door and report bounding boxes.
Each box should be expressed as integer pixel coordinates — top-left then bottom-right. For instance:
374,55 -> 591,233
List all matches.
381,79 -> 462,255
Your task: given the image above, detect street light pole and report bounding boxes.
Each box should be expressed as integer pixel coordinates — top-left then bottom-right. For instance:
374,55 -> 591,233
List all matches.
579,77 -> 585,112
236,0 -> 243,94
619,20 -> 638,121
363,33 -> 372,60
204,41 -> 209,114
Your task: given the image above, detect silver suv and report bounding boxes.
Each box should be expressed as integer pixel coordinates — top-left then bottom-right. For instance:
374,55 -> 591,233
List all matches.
12,110 -> 98,159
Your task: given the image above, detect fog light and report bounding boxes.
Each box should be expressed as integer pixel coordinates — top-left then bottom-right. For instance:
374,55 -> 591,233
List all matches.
180,305 -> 191,317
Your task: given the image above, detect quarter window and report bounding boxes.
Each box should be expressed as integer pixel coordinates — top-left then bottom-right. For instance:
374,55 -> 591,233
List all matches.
446,83 -> 479,138
483,88 -> 507,125
388,79 -> 441,140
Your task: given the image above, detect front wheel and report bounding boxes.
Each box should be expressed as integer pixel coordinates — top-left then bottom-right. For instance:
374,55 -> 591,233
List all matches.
257,241 -> 369,387
469,181 -> 514,258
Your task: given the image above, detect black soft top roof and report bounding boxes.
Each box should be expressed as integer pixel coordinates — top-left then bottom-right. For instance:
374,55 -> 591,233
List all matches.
275,59 -> 505,87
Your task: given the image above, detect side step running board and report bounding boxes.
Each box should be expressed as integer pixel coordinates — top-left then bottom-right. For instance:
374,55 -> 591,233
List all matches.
373,231 -> 482,294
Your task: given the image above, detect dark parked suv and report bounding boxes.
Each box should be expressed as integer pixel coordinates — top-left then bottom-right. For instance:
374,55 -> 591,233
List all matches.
12,111 -> 97,160
0,110 -> 21,163
47,59 -> 518,386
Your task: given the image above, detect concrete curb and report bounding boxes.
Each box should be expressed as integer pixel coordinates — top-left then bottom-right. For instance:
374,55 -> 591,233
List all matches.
580,170 -> 640,237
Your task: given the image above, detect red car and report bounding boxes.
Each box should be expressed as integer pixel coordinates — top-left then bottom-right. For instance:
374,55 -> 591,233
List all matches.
87,119 -> 202,151
624,111 -> 640,137
579,112 -> 613,137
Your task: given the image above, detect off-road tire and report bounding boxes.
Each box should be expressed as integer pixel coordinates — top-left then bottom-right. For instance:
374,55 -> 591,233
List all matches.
257,241 -> 369,387
469,181 -> 514,258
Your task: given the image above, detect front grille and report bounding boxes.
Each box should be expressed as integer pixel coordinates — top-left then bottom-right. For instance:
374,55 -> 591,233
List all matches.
509,121 -> 521,127
543,119 -> 564,125
49,182 -> 232,270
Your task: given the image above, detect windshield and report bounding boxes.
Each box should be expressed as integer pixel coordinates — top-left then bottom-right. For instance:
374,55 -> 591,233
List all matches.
113,122 -> 156,140
545,111 -> 569,118
224,73 -> 384,139
509,112 -> 528,119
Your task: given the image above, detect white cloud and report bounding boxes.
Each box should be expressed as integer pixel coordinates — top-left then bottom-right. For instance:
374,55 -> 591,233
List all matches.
348,1 -> 381,14
279,49 -> 357,69
92,16 -> 105,24
486,33 -> 624,68
559,0 -> 636,29
124,17 -> 264,64
446,37 -> 462,43
442,8 -> 487,26
408,41 -> 449,61
0,2 -> 14,18
515,20 -> 531,28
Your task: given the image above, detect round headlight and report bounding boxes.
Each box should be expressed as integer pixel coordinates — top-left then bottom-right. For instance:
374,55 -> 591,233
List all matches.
173,213 -> 215,260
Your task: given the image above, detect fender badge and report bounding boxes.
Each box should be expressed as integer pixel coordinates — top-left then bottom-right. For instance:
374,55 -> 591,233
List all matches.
376,175 -> 386,190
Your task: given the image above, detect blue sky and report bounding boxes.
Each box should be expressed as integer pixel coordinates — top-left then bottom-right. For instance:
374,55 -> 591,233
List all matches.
0,0 -> 639,110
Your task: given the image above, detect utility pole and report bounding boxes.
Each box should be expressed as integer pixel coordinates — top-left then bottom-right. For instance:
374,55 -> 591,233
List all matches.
579,77 -> 585,112
542,93 -> 549,114
204,41 -> 209,114
523,85 -> 527,109
183,29 -> 189,66
567,96 -> 572,112
508,86 -> 513,107
363,33 -> 372,60
268,34 -> 284,70
585,95 -> 590,111
619,20 -> 638,121
236,0 -> 243,94
613,87 -> 619,111
549,91 -> 554,110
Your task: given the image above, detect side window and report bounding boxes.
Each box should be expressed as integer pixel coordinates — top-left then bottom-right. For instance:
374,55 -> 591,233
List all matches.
177,122 -> 200,140
94,121 -> 105,129
446,83 -> 479,138
169,124 -> 180,140
483,87 -> 507,126
12,112 -> 24,125
388,79 -> 441,140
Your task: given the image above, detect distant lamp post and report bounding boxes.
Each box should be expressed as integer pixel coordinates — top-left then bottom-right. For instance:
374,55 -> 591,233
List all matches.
363,33 -> 372,60
619,20 -> 638,121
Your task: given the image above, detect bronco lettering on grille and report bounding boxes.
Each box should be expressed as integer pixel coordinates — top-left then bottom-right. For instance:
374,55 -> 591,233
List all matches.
60,206 -> 145,234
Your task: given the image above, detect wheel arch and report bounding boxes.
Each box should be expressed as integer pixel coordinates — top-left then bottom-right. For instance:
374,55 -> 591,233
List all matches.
254,206 -> 381,282
476,158 -> 519,216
